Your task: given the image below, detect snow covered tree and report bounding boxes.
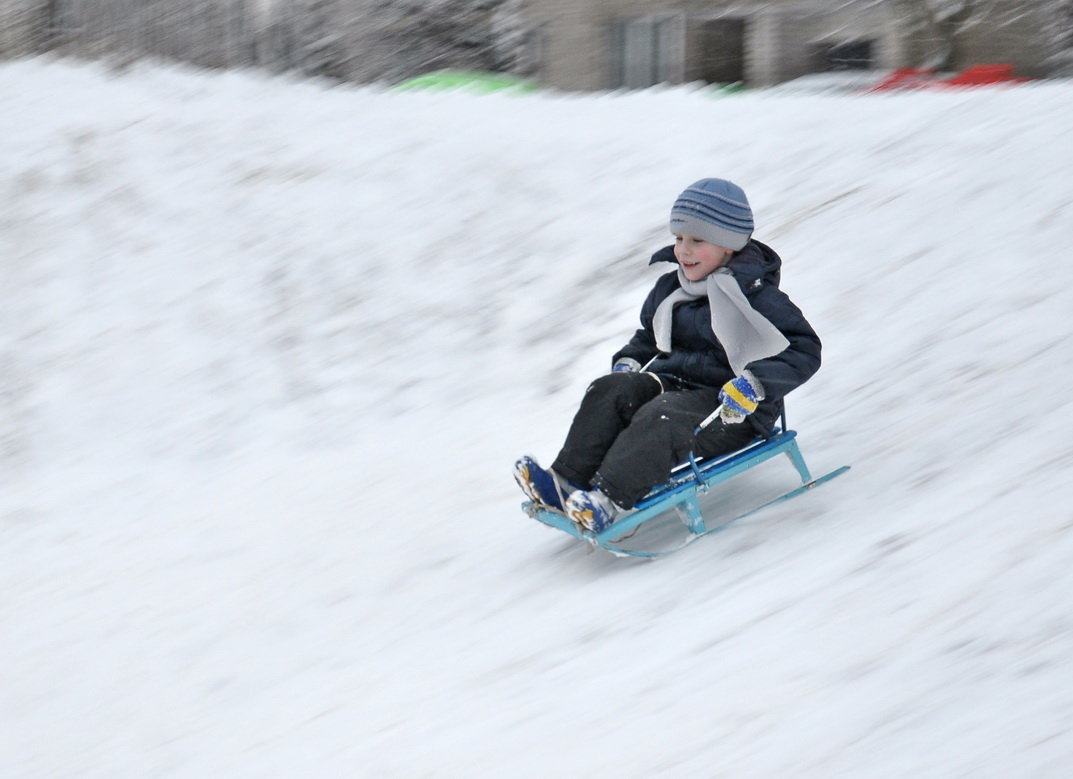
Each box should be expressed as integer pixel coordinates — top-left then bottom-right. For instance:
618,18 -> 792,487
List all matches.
339,0 -> 529,83
1043,0 -> 1073,75
244,0 -> 529,84
896,0 -> 1073,74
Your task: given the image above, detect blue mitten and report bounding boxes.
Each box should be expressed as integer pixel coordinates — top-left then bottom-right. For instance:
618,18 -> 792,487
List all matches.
612,357 -> 642,373
719,372 -> 764,424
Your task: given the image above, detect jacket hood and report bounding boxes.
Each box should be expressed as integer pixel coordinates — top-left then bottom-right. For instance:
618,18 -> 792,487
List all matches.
649,239 -> 782,288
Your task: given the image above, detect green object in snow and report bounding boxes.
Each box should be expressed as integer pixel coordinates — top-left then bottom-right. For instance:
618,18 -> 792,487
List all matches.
393,70 -> 540,95
706,82 -> 746,96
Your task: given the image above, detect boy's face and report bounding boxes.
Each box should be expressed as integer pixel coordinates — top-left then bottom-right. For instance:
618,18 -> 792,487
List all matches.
674,234 -> 733,282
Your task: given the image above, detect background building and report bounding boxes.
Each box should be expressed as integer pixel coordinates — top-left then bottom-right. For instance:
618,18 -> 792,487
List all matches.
515,0 -> 1065,90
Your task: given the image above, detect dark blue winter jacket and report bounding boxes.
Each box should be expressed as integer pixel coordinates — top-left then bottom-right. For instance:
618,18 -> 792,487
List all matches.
612,240 -> 821,435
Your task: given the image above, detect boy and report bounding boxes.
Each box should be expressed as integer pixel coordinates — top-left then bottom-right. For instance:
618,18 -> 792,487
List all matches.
515,178 -> 821,533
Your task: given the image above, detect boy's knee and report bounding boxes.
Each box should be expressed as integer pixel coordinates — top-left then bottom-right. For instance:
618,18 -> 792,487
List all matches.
632,394 -> 706,451
587,372 -> 627,393
588,371 -> 660,402
631,394 -> 670,423
632,392 -> 690,423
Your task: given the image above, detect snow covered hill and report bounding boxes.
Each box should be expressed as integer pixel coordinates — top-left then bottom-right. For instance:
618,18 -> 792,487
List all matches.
3,58 -> 1073,776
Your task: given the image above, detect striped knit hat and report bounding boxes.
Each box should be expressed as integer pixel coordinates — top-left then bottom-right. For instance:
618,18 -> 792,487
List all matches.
669,178 -> 754,251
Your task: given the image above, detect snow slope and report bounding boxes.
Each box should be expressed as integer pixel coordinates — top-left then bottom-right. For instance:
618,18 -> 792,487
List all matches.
3,58 -> 1073,777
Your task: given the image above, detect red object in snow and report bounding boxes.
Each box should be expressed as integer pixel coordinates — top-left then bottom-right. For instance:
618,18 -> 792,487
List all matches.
867,63 -> 1031,93
941,63 -> 1030,87
870,67 -> 938,91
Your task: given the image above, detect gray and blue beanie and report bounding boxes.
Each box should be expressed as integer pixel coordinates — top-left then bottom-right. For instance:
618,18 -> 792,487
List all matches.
669,178 -> 754,251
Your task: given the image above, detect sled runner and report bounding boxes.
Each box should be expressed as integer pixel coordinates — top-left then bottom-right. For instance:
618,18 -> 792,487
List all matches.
522,415 -> 848,559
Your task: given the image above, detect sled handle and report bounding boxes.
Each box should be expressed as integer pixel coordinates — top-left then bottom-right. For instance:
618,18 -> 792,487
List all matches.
696,404 -> 723,432
698,402 -> 786,433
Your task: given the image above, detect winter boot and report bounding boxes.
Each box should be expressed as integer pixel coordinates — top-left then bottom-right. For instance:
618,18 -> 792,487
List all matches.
564,488 -> 622,533
514,456 -> 575,513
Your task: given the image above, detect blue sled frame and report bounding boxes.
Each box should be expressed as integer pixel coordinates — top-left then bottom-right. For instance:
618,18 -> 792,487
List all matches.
523,429 -> 849,558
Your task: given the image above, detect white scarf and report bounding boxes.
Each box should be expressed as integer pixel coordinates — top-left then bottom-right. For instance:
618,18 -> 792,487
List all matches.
652,267 -> 790,375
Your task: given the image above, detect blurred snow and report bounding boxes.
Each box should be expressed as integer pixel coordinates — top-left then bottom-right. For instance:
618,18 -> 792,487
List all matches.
2,58 -> 1073,776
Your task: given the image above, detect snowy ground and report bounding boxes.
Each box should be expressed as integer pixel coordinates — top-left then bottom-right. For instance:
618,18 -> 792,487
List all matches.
3,58 -> 1073,777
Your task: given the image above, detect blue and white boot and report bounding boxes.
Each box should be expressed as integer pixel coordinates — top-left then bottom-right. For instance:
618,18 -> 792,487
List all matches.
514,456 -> 575,514
565,488 -> 621,534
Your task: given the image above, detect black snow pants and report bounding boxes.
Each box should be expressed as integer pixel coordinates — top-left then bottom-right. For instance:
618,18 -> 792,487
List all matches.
551,372 -> 758,509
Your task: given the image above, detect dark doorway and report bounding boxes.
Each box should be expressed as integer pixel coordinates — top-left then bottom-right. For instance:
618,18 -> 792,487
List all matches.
696,18 -> 746,84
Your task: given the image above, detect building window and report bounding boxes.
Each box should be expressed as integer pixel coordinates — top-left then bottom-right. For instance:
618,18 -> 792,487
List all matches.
815,40 -> 874,71
611,14 -> 685,88
517,25 -> 547,78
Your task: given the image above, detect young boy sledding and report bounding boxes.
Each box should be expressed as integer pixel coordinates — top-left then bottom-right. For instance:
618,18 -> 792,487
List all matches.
514,178 -> 822,533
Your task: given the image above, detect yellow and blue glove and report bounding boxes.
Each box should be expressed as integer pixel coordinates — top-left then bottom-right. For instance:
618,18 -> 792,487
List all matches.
719,372 -> 764,424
